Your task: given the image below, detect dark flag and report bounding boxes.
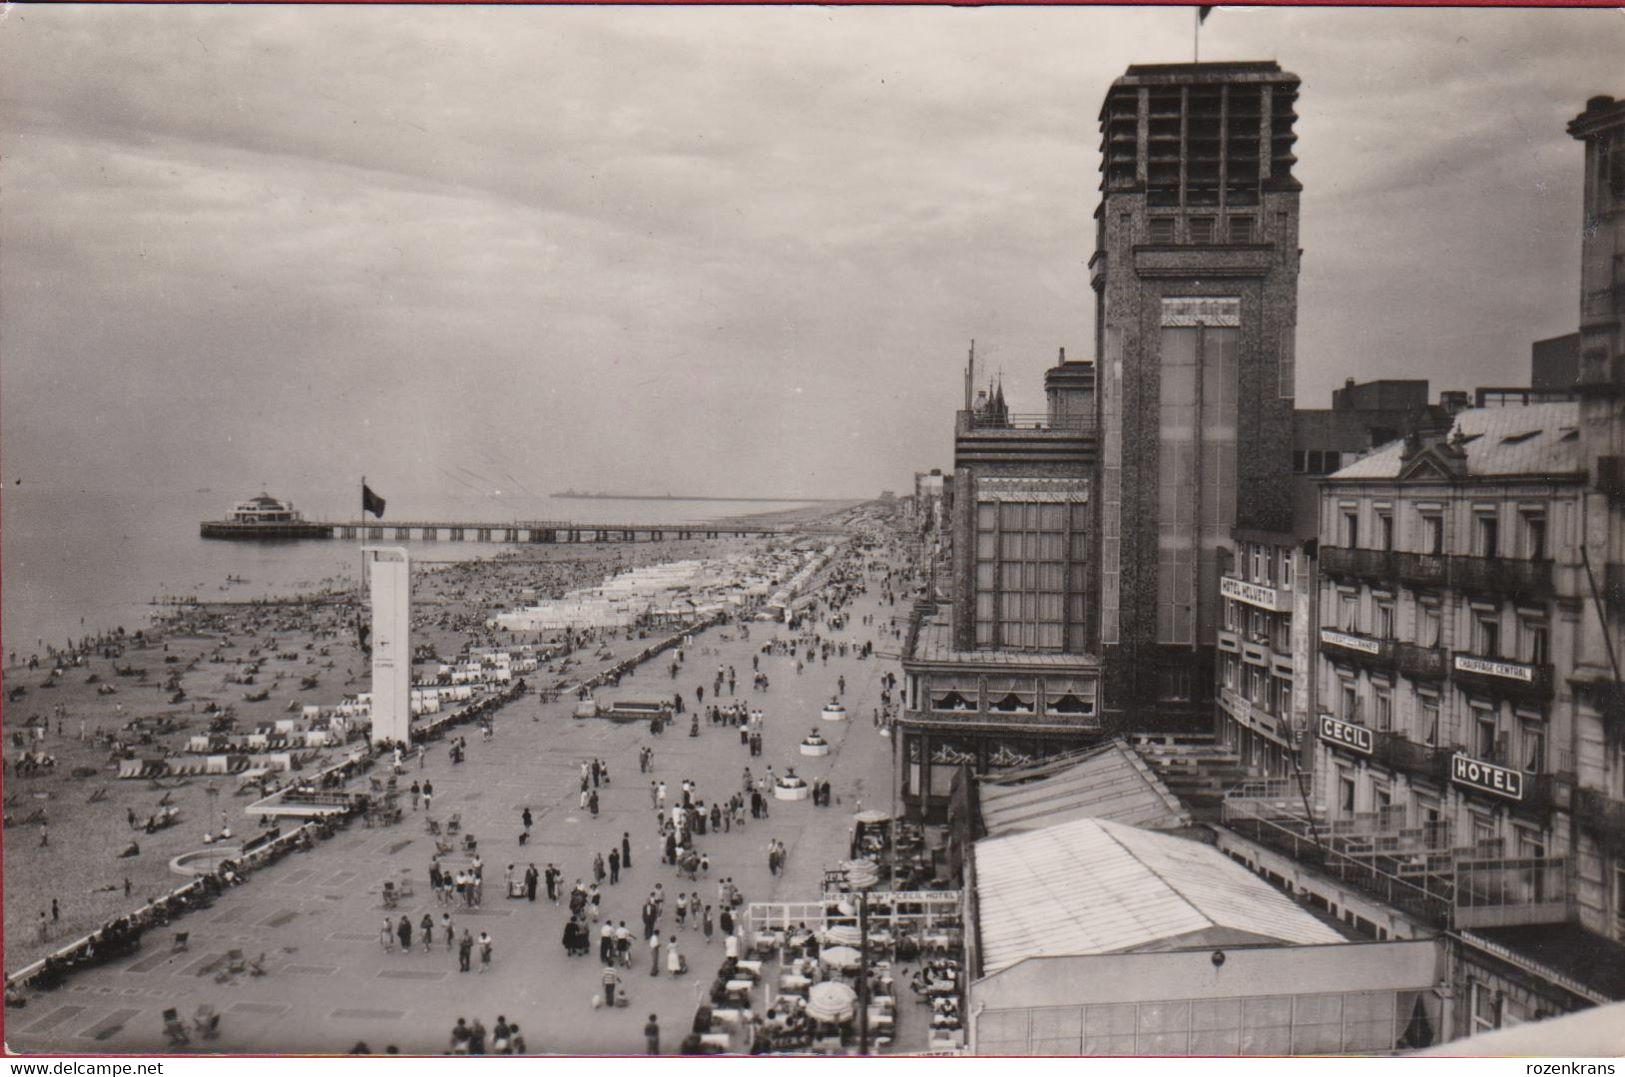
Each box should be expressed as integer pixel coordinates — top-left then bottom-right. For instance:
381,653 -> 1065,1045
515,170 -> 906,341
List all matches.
362,483 -> 386,519
1198,5 -> 1214,22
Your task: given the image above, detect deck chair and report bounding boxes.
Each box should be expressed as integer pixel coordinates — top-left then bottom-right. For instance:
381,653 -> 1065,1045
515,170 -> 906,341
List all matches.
382,882 -> 398,908
247,952 -> 267,977
163,1008 -> 190,1047
462,834 -> 478,853
425,817 -> 441,835
396,877 -> 414,898
193,1004 -> 220,1039
172,932 -> 190,953
226,949 -> 247,974
447,812 -> 462,834
434,838 -> 454,857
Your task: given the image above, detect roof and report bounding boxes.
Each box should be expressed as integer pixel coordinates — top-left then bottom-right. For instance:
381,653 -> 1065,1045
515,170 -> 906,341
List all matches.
974,817 -> 1345,975
1330,402 -> 1583,481
978,741 -> 1189,837
1469,924 -> 1625,1002
908,607 -> 1097,669
1417,999 -> 1625,1056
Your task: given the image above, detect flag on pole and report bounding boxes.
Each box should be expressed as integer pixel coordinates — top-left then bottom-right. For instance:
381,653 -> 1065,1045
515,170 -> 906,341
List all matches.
1198,6 -> 1214,22
363,483 -> 386,519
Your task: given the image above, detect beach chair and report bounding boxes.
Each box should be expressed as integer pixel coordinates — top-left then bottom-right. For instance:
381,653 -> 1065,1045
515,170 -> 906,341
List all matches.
163,1008 -> 190,1047
396,877 -> 414,898
462,834 -> 478,853
425,816 -> 441,835
247,952 -> 267,977
171,932 -> 190,953
382,882 -> 399,908
226,949 -> 247,975
193,1004 -> 220,1040
434,838 -> 454,857
447,812 -> 462,834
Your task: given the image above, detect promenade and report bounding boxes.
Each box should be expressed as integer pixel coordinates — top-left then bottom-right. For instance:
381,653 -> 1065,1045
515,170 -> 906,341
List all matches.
4,570 -> 905,1055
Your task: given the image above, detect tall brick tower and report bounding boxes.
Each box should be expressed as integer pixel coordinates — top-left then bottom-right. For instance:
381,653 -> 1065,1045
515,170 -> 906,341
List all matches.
1090,62 -> 1302,731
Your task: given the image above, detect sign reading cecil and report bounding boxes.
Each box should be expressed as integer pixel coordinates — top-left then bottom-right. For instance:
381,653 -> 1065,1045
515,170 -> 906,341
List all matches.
1451,754 -> 1524,801
1318,715 -> 1373,755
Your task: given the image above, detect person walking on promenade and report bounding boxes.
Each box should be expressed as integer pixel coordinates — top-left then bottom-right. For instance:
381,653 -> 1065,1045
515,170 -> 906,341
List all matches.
526,863 -> 539,902
588,789 -> 599,817
645,1014 -> 660,1055
545,864 -> 560,904
410,780 -> 421,810
420,913 -> 434,952
649,933 -> 662,977
657,781 -> 667,809
616,921 -> 633,968
702,905 -> 714,944
380,918 -> 394,952
458,929 -> 473,972
622,832 -> 633,870
442,912 -> 454,951
608,848 -> 621,884
422,780 -> 433,814
397,915 -> 412,952
649,781 -> 658,809
601,966 -> 621,1010
600,921 -> 615,966
478,930 -> 493,973
593,852 -> 606,885
521,807 -> 533,831
666,935 -> 684,978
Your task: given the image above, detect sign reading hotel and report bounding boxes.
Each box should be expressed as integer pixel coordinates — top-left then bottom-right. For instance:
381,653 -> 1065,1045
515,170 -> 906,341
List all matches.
1221,576 -> 1280,611
1453,655 -> 1535,683
1161,297 -> 1242,328
1318,715 -> 1373,755
1451,753 -> 1525,801
1320,628 -> 1380,656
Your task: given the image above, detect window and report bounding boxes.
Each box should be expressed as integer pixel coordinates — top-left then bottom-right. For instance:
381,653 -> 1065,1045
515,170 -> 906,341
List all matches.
1477,515 -> 1500,559
973,498 -> 1088,652
1376,602 -> 1395,640
1470,982 -> 1502,1035
1520,619 -> 1549,665
1475,612 -> 1501,658
1157,666 -> 1193,702
1473,706 -> 1499,760
1374,689 -> 1393,732
1341,681 -> 1359,722
1229,215 -> 1254,243
1223,655 -> 1237,690
1307,450 -> 1324,474
1419,696 -> 1441,747
1293,450 -> 1307,474
1190,217 -> 1216,244
1343,511 -> 1360,549
1522,512 -> 1548,561
1149,217 -> 1177,243
1377,513 -> 1394,552
1418,604 -> 1442,648
1339,771 -> 1357,814
1277,677 -> 1293,719
1520,719 -> 1545,773
1281,550 -> 1295,590
1421,514 -> 1443,555
1340,593 -> 1360,633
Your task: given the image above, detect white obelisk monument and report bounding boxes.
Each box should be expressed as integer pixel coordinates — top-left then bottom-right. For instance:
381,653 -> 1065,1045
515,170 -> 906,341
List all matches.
364,547 -> 411,747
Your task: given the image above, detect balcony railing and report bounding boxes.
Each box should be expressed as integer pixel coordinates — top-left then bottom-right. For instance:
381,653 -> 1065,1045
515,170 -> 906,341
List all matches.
1221,793 -> 1576,930
1395,551 -> 1448,588
1452,856 -> 1574,929
1373,729 -> 1454,782
1574,786 -> 1625,853
1395,642 -> 1448,679
966,412 -> 1096,433
1450,555 -> 1553,600
1320,546 -> 1397,582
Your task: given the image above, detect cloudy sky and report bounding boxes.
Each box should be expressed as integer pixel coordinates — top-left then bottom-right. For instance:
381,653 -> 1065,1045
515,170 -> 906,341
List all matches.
2,5 -> 1621,511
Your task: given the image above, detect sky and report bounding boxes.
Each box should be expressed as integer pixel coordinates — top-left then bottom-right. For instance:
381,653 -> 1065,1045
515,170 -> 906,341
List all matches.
2,5 -> 1622,512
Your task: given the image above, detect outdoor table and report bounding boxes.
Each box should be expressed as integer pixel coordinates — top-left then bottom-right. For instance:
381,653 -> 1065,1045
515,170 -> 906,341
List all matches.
779,973 -> 812,994
725,978 -> 755,996
700,1033 -> 732,1051
710,1008 -> 752,1028
735,959 -> 764,979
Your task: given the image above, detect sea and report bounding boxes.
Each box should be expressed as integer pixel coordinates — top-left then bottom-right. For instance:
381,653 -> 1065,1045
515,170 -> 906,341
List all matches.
0,487 -> 821,660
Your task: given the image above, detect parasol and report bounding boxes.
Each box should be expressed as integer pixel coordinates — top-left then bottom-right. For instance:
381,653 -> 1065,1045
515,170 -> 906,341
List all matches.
820,945 -> 863,970
804,980 -> 858,1023
852,809 -> 892,825
821,924 -> 864,947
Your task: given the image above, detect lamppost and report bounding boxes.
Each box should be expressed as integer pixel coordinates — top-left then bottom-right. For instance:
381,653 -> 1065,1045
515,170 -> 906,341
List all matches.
843,859 -> 881,1055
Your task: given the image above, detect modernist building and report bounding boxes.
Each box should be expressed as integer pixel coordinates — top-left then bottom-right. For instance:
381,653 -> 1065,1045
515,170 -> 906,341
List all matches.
1090,62 -> 1303,733
366,546 -> 412,747
897,352 -> 1104,819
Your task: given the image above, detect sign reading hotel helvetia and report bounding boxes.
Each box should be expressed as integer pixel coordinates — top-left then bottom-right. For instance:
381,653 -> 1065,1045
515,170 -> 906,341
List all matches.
1451,753 -> 1524,801
1318,714 -> 1374,755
